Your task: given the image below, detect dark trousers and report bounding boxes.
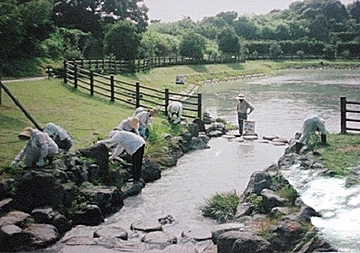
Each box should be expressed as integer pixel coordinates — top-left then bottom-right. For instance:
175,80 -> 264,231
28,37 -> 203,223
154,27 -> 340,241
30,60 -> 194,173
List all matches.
132,144 -> 145,181
237,112 -> 247,135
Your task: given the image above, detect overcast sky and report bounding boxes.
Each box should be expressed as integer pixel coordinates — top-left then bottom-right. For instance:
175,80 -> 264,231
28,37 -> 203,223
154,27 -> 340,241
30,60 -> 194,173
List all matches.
143,0 -> 356,22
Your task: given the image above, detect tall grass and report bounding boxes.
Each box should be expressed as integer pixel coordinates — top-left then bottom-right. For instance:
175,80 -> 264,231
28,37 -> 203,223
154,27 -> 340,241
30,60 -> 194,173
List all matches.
200,191 -> 240,223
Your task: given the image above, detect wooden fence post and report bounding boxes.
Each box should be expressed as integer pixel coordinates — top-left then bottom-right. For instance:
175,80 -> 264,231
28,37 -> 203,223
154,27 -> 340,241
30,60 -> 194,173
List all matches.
63,60 -> 67,84
197,93 -> 202,119
136,82 -> 140,108
90,70 -> 94,96
74,64 -> 78,89
341,96 -> 347,134
110,75 -> 115,102
165,89 -> 169,117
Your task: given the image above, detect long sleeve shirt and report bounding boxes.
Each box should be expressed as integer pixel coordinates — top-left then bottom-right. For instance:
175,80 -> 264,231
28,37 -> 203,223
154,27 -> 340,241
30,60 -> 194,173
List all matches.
136,111 -> 152,126
14,129 -> 58,163
167,101 -> 183,124
236,100 -> 254,114
44,122 -> 73,142
299,116 -> 326,144
97,131 -> 145,160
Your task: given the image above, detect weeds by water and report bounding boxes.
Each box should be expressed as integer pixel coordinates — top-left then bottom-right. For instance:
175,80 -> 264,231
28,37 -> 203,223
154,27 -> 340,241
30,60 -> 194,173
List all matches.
200,191 -> 239,223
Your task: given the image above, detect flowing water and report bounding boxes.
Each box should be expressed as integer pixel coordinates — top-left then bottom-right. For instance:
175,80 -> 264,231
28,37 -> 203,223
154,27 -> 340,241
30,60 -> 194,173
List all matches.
45,68 -> 360,252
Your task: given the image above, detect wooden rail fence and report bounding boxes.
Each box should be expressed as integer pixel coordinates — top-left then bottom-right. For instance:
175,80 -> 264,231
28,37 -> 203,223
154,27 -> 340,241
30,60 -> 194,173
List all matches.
64,60 -> 202,119
341,96 -> 360,134
67,55 -> 244,75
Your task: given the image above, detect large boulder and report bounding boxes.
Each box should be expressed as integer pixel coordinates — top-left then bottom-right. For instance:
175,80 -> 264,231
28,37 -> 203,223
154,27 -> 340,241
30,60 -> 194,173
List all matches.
239,171 -> 273,202
217,231 -> 272,253
72,204 -> 104,226
79,185 -> 123,215
14,171 -> 64,213
78,143 -> 109,174
142,159 -> 162,183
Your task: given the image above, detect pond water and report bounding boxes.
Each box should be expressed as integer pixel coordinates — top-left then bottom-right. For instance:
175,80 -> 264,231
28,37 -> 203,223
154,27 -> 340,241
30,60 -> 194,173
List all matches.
45,68 -> 360,252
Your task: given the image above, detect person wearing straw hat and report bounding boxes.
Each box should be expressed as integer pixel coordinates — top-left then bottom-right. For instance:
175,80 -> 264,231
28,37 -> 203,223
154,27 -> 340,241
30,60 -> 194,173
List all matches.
236,93 -> 254,136
43,122 -> 73,152
167,101 -> 183,124
97,131 -> 146,185
11,127 -> 59,167
135,108 -> 158,138
110,116 -> 140,137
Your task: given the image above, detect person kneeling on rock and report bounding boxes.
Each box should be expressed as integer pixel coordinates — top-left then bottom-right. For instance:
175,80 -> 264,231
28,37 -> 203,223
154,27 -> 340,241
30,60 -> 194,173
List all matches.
11,127 -> 59,168
97,131 -> 145,185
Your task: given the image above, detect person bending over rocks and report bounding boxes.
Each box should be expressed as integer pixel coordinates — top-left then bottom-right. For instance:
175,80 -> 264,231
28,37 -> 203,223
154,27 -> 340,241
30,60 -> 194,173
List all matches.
134,108 -> 158,138
167,101 -> 183,124
43,122 -> 73,151
11,127 -> 58,167
295,115 -> 327,153
110,116 -> 140,137
97,131 -> 145,184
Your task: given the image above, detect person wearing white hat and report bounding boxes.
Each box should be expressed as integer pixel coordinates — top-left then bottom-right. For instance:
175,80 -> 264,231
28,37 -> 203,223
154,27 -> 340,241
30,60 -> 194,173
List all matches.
236,93 -> 254,136
11,127 -> 59,167
110,116 -> 140,137
43,122 -> 73,151
134,108 -> 158,138
167,101 -> 183,124
97,131 -> 145,184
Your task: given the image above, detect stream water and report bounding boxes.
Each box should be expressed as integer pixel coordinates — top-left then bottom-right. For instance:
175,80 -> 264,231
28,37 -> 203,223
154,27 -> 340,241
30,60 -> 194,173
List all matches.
44,68 -> 360,252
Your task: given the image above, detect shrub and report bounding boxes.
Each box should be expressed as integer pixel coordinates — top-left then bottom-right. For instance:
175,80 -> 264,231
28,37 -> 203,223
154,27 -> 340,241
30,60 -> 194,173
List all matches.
200,191 -> 239,222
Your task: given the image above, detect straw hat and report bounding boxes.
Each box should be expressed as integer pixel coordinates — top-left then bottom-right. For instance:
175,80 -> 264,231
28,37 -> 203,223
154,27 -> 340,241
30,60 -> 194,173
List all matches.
236,93 -> 245,100
149,108 -> 158,117
127,116 -> 139,129
18,127 -> 32,140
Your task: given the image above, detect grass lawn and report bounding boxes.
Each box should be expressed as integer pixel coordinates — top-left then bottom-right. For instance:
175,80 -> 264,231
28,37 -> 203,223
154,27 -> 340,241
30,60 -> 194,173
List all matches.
0,79 -> 137,166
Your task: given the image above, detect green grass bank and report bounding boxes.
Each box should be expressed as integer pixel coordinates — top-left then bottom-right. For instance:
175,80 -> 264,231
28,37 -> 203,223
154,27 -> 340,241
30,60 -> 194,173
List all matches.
1,59 -> 359,175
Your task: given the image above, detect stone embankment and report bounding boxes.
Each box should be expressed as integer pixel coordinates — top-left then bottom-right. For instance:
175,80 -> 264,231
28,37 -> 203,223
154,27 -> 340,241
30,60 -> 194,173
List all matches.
0,114 -> 225,252
0,113 -> 337,252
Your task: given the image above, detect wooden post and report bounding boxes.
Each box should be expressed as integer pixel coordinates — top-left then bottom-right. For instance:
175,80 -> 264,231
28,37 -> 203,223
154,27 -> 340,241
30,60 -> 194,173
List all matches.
135,82 -> 140,108
90,70 -> 94,96
110,75 -> 115,102
165,89 -> 169,117
74,64 -> 78,89
341,96 -> 347,134
0,81 -> 43,130
197,93 -> 202,119
0,63 -> 2,105
63,60 -> 67,84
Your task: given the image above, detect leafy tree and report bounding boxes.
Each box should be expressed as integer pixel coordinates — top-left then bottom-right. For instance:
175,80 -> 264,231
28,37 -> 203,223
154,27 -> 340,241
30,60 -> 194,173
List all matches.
216,11 -> 238,25
52,0 -> 148,38
179,32 -> 206,60
103,21 -> 141,61
139,31 -> 178,58
348,1 -> 360,23
218,29 -> 241,55
0,0 -> 53,61
269,41 -> 283,59
233,17 -> 260,40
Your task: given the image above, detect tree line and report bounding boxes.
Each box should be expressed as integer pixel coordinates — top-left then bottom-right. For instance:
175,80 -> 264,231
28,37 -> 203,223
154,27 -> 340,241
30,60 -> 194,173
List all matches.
1,0 -> 360,76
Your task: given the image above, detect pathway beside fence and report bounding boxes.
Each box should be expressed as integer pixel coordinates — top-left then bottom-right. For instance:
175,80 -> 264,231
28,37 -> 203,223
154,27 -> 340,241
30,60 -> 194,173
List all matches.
341,96 -> 360,134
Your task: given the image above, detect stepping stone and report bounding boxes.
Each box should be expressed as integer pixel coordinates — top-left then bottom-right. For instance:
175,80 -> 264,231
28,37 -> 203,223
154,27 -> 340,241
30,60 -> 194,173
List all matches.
263,135 -> 278,141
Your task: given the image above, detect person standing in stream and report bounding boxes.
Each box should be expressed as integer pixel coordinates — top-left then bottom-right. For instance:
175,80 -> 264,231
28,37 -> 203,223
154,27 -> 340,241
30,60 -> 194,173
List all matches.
236,93 -> 254,136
